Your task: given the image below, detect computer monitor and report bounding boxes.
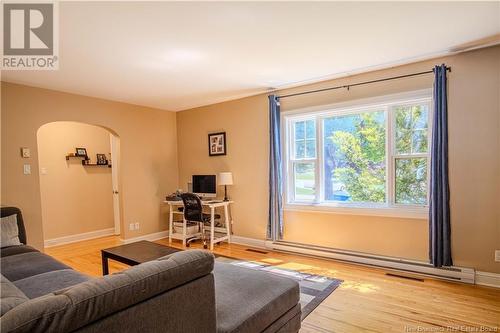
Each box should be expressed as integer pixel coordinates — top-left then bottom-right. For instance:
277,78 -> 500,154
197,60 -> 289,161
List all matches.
192,175 -> 216,198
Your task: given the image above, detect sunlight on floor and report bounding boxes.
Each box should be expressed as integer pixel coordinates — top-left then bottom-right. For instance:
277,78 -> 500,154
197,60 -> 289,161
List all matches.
340,280 -> 380,293
277,262 -> 316,271
272,262 -> 340,278
260,258 -> 284,264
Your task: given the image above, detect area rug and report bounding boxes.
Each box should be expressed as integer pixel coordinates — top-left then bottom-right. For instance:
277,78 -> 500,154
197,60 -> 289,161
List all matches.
215,256 -> 342,320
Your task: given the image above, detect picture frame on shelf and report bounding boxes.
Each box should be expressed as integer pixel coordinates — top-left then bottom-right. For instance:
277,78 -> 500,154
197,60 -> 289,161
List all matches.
75,147 -> 87,157
208,132 -> 226,156
96,154 -> 108,165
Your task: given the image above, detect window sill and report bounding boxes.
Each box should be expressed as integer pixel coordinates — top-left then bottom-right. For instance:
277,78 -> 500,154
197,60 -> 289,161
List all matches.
284,202 -> 428,219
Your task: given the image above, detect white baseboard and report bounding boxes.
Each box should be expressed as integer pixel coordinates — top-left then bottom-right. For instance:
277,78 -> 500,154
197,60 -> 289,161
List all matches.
44,228 -> 116,248
475,271 -> 500,288
120,231 -> 170,244
270,240 -> 476,284
230,235 -> 268,249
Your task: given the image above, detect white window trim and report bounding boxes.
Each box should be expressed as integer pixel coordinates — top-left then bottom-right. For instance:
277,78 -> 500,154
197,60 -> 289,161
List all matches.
284,203 -> 428,219
281,89 -> 432,219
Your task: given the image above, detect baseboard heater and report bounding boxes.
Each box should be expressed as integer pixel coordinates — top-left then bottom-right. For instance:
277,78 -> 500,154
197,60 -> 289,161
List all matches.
268,240 -> 475,284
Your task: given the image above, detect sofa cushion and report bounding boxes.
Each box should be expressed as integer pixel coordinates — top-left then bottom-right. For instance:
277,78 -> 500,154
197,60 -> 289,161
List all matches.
0,215 -> 21,248
0,245 -> 38,258
13,269 -> 90,299
1,275 -> 29,316
0,208 -> 26,245
0,250 -> 214,333
0,252 -> 71,282
213,262 -> 300,333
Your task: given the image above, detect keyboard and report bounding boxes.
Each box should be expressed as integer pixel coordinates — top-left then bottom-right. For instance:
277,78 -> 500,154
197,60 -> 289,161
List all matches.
204,200 -> 223,204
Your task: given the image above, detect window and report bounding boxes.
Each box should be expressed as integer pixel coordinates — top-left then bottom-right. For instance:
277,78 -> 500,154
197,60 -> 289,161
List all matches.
393,104 -> 430,205
291,119 -> 316,201
284,92 -> 431,215
323,109 -> 386,204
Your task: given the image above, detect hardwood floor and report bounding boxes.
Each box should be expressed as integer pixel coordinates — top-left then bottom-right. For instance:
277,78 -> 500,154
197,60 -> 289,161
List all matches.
45,236 -> 500,333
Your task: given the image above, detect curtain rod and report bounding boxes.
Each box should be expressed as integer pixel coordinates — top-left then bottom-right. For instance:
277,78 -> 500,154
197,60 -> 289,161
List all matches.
277,66 -> 451,100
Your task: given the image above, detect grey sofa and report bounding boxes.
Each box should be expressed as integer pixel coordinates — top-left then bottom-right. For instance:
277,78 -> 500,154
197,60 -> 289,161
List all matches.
0,207 -> 301,333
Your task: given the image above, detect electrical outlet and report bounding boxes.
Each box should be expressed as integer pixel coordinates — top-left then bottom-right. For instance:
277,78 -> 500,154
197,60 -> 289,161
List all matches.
129,223 -> 134,231
495,250 -> 500,262
134,222 -> 140,230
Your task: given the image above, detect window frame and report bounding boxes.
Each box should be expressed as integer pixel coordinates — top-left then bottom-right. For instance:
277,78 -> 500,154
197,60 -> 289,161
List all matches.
288,117 -> 319,202
282,90 -> 432,219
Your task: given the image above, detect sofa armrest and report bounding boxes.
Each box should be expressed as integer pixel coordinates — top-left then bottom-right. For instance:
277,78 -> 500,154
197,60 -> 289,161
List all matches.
1,250 -> 215,333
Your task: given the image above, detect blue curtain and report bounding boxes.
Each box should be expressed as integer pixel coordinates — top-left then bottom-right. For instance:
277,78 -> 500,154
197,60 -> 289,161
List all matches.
268,95 -> 283,240
429,64 -> 452,267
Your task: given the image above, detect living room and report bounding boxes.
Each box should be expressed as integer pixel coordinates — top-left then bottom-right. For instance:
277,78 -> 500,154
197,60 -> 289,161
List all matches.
1,2 -> 499,333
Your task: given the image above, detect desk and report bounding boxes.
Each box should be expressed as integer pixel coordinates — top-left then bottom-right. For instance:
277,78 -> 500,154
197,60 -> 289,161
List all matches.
164,200 -> 233,250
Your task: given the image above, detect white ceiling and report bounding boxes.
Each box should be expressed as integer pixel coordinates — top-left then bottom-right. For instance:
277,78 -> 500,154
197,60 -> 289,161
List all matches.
2,2 -> 499,111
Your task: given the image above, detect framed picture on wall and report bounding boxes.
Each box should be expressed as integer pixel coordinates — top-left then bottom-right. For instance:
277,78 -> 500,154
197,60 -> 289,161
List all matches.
75,147 -> 87,157
208,132 -> 226,156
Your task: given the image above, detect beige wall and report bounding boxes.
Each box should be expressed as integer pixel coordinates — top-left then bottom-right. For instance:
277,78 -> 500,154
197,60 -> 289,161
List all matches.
177,94 -> 270,240
177,46 -> 500,273
38,121 -> 114,240
1,83 -> 179,250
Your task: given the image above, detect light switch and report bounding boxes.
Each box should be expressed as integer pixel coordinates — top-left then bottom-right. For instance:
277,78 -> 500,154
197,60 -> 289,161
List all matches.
23,164 -> 31,175
41,167 -> 48,175
21,148 -> 30,158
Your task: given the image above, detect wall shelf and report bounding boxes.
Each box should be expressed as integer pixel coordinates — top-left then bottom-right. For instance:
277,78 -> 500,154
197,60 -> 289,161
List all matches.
66,154 -> 111,168
66,154 -> 89,161
82,162 -> 112,168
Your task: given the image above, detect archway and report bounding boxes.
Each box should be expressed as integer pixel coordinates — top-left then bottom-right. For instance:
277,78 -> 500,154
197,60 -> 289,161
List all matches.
36,121 -> 122,246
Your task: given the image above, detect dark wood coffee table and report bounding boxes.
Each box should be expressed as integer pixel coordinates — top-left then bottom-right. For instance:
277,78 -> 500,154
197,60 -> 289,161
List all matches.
101,240 -> 180,275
